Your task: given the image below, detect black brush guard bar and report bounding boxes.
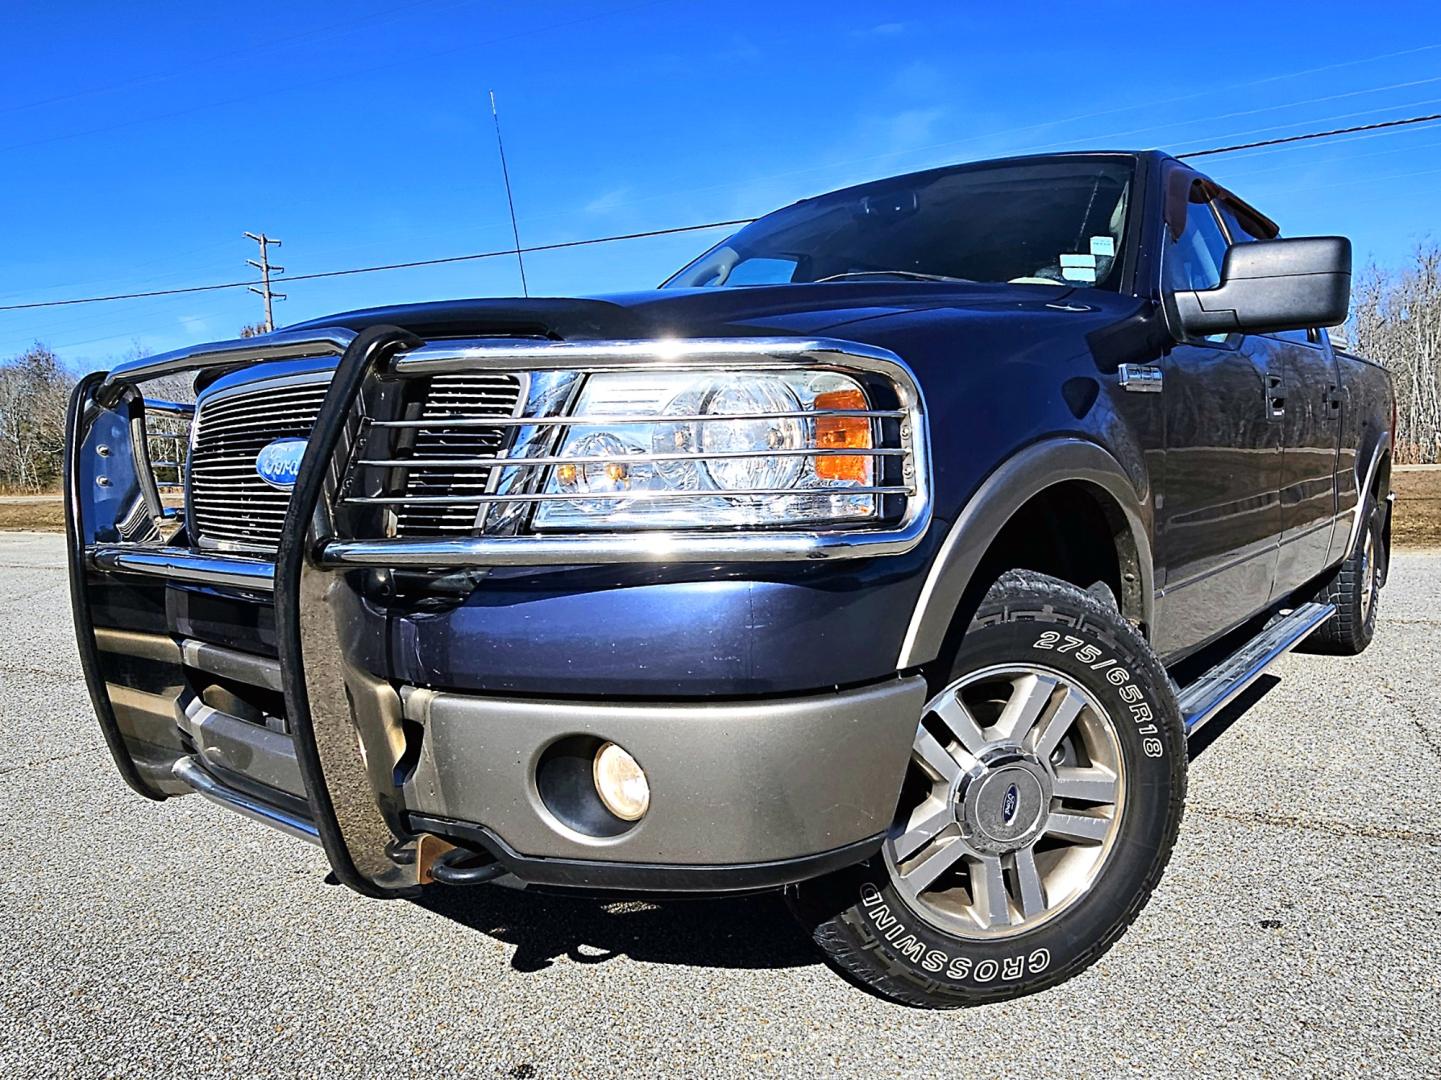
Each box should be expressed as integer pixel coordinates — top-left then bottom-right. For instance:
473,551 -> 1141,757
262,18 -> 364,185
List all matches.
70,326 -> 933,899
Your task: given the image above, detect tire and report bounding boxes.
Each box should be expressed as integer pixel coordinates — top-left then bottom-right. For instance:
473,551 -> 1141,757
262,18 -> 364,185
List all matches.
1304,494 -> 1382,656
787,570 -> 1187,1009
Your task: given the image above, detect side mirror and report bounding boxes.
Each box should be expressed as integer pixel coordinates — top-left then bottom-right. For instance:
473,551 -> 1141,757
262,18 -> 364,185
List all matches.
1174,236 -> 1351,337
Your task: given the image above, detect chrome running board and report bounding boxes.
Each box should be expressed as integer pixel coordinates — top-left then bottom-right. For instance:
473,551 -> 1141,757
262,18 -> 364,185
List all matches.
1178,602 -> 1335,735
171,755 -> 319,845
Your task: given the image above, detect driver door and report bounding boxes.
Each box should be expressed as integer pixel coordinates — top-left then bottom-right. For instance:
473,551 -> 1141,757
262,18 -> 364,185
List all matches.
1153,185 -> 1283,658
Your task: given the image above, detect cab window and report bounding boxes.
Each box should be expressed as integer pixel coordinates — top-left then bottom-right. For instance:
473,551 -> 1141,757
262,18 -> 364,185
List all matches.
722,256 -> 799,287
1164,187 -> 1229,293
1219,199 -> 1319,343
1216,200 -> 1277,246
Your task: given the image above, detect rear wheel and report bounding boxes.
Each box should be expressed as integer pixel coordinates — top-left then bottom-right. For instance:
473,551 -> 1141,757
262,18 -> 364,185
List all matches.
788,570 -> 1187,1008
1306,494 -> 1383,655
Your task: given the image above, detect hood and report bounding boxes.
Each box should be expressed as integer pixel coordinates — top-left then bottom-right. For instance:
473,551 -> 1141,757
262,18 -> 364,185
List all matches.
284,281 -> 1111,342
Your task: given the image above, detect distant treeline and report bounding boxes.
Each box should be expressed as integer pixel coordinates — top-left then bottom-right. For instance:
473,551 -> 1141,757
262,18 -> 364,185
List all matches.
1350,243 -> 1441,464
0,344 -> 70,491
2,266 -> 1439,492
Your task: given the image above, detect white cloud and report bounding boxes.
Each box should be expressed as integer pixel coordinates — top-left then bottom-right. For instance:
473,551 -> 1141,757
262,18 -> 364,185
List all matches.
715,34 -> 762,63
854,21 -> 908,38
889,60 -> 946,100
583,187 -> 631,216
882,107 -> 948,153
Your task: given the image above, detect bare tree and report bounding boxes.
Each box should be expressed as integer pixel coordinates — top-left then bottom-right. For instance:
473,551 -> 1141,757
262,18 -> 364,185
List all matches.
0,344 -> 73,491
90,343 -> 196,493
2,269 -> 1438,495
0,327 -> 265,493
1349,242 -> 1441,463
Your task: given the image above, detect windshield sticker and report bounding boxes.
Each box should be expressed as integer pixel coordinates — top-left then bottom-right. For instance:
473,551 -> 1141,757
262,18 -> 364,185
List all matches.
1059,253 -> 1096,269
1062,265 -> 1097,282
1089,236 -> 1116,257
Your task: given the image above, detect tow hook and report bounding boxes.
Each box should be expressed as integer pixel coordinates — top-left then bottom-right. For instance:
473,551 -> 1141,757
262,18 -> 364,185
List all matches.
417,834 -> 506,886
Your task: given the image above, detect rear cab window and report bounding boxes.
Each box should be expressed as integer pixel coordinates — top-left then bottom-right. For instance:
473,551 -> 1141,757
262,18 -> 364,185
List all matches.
1218,194 -> 1321,345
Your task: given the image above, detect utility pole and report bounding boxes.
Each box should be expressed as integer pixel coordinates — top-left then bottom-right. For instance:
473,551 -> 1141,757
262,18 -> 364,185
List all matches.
244,231 -> 285,332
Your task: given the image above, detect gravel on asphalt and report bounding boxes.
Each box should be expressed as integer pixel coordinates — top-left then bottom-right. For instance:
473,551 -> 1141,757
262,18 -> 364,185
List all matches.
2,532 -> 1437,1079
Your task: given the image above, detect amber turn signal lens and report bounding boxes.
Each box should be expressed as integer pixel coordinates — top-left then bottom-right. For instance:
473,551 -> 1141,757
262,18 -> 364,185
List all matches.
813,388 -> 871,482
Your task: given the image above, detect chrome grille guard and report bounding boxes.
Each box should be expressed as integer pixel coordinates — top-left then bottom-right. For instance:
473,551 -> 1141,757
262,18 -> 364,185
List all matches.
68,325 -> 934,898
81,332 -> 933,581
331,334 -> 931,566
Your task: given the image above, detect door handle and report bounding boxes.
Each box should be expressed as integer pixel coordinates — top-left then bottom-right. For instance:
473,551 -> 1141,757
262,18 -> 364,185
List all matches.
1265,374 -> 1285,419
1324,384 -> 1345,412
1118,364 -> 1163,393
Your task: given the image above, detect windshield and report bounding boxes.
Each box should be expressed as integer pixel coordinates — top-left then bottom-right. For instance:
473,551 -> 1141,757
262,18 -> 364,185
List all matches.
663,157 -> 1134,291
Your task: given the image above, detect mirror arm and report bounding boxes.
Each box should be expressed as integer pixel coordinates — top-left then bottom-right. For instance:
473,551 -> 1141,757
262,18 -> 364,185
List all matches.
1087,301 -> 1174,370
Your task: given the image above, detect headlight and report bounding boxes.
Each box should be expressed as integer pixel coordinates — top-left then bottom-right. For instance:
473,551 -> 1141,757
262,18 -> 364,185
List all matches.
533,370 -> 880,530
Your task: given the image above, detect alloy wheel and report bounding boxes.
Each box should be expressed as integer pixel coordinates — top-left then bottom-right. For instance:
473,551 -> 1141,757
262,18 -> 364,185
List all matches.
1360,525 -> 1379,618
884,664 -> 1127,939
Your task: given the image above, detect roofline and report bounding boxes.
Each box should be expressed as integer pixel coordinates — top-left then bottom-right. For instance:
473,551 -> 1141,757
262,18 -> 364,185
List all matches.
769,150 -> 1170,215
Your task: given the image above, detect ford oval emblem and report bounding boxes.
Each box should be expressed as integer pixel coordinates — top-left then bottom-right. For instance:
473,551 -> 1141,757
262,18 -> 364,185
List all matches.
255,438 -> 307,490
1001,783 -> 1020,824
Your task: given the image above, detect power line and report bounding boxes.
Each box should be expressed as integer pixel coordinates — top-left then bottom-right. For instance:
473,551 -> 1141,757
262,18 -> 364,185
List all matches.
0,220 -> 756,312
1161,75 -> 1441,137
6,112 -> 1441,317
1177,112 -> 1441,158
639,57 -> 1441,211
1205,130 -> 1441,180
1014,42 -> 1441,137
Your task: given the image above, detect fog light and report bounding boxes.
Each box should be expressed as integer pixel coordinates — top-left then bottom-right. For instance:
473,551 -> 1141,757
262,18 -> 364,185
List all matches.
593,741 -> 650,821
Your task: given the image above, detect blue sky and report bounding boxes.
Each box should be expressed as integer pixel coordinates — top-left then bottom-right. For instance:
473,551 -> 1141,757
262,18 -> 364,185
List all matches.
3,0 -> 1439,371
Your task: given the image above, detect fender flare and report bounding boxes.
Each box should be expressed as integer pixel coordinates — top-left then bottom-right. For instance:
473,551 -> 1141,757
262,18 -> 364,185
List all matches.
1343,430 -> 1391,559
896,437 -> 1155,669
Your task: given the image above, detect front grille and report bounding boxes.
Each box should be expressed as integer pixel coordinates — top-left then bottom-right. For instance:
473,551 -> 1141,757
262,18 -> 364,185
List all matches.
393,372 -> 524,537
188,370 -> 524,550
189,380 -> 331,550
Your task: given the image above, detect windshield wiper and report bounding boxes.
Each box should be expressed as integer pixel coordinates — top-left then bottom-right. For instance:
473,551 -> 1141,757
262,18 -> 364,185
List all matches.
812,270 -> 974,284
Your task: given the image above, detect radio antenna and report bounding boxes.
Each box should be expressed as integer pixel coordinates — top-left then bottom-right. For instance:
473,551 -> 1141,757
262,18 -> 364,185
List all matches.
489,89 -> 529,297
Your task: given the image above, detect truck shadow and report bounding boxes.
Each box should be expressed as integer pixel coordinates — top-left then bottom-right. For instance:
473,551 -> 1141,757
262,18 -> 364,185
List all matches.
1186,674 -> 1280,760
413,674 -> 1282,974
415,887 -> 819,973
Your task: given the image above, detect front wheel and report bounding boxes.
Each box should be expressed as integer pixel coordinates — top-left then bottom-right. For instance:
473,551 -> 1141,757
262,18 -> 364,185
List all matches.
788,570 -> 1187,1008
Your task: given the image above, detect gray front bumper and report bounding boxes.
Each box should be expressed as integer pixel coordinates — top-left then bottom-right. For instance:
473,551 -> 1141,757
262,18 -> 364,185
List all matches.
403,677 -> 926,869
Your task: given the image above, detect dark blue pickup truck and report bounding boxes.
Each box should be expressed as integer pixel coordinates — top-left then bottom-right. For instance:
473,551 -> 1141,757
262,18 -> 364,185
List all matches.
66,150 -> 1393,1007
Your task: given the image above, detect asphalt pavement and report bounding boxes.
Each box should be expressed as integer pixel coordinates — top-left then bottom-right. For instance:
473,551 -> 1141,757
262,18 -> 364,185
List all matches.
2,531 -> 1438,1078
